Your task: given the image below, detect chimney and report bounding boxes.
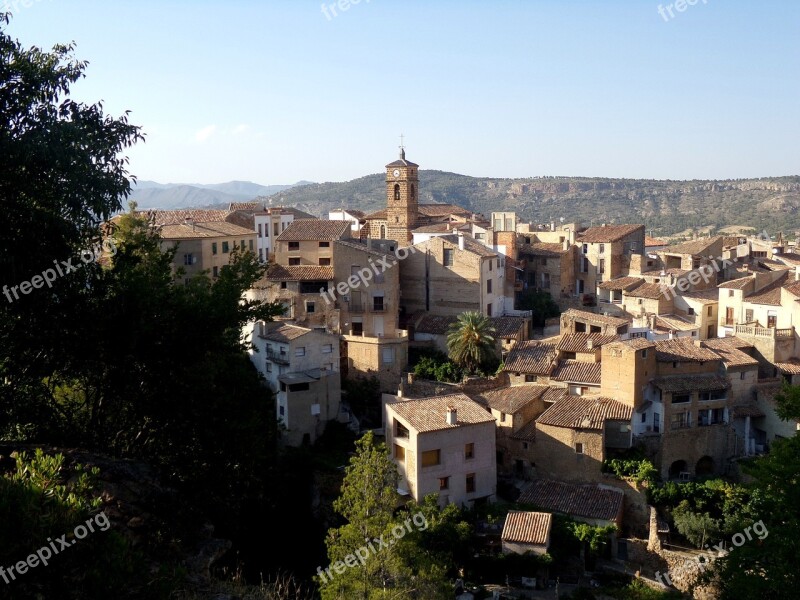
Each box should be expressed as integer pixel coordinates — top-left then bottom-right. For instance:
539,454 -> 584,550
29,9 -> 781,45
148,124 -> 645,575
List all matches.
458,233 -> 465,251
694,339 -> 703,348
587,338 -> 594,350
562,237 -> 569,252
446,406 -> 457,425
550,222 -> 556,231
184,217 -> 195,231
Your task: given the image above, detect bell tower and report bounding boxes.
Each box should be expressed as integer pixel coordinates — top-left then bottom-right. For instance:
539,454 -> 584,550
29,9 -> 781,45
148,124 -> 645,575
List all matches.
385,137 -> 419,243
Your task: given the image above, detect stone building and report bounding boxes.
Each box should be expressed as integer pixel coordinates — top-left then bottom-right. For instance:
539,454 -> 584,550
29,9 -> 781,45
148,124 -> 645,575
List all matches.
575,224 -> 645,300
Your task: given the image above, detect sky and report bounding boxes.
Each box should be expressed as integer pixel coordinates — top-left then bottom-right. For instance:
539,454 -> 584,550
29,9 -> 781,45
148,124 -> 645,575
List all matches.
4,0 -> 799,185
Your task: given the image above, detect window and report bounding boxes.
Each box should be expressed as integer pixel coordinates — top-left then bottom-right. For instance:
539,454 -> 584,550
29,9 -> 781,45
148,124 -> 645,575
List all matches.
599,243 -> 605,254
541,257 -> 547,266
319,257 -> 331,266
699,389 -> 726,401
582,244 -> 588,255
729,290 -> 734,298
707,306 -> 713,317
394,444 -> 405,461
740,371 -> 746,380
688,307 -> 695,316
575,443 -> 584,454
288,241 -> 300,251
265,362 -> 272,373
641,412 -> 647,423
274,222 -> 279,236
258,224 -> 263,237
421,449 -> 441,467
582,257 -> 589,273
443,249 -> 454,266
598,259 -> 605,274
486,303 -> 492,316
306,301 -> 315,314
212,266 -> 219,278
488,261 -> 492,271
240,240 -> 245,249
487,279 -> 492,294
258,249 -> 263,261
394,420 -> 409,439
439,477 -> 449,490
222,241 -> 230,254
500,412 -> 507,423
672,394 -> 691,404
278,404 -> 284,416
319,241 -> 330,248
183,253 -> 195,265
465,443 -> 475,460
295,347 -> 306,357
382,347 -> 395,364
288,382 -> 309,392
212,242 -> 218,255
745,309 -> 754,322
465,473 -> 476,493
288,257 -> 301,266
280,281 -> 287,289
671,412 -> 691,429
393,184 -> 400,201
525,374 -> 537,383
322,344 -> 333,354
642,349 -> 648,359
767,313 -> 777,328
249,239 -> 254,251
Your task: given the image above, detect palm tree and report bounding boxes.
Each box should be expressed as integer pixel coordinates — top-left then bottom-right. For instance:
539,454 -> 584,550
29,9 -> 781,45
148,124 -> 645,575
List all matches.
447,311 -> 496,374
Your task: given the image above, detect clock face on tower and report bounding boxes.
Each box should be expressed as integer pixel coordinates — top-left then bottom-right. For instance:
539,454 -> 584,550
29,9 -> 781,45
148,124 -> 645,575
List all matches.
392,169 -> 400,178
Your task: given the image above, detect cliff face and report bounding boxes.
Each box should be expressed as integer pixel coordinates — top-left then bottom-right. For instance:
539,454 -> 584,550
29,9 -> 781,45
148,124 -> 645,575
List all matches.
274,173 -> 800,236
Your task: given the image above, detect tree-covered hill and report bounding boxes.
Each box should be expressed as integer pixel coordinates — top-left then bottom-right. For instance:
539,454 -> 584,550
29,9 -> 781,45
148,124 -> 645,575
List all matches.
274,171 -> 800,237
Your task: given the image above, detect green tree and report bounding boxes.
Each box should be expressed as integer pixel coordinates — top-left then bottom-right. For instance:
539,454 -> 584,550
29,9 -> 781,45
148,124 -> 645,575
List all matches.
446,311 -> 496,374
518,289 -> 561,327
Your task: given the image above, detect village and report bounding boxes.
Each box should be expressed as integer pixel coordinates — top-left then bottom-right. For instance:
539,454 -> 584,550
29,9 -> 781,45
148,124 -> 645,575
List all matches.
138,147 -> 800,598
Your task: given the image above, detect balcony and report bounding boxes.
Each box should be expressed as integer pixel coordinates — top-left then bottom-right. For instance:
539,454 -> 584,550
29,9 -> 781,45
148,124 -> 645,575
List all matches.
734,324 -> 794,339
266,348 -> 290,365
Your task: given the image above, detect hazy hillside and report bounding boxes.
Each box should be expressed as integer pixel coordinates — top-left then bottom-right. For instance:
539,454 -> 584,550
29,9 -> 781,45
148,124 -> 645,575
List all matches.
273,172 -> 800,237
130,180 -> 311,209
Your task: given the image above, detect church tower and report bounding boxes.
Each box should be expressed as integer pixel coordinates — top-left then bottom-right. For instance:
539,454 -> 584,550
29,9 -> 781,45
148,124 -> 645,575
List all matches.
385,143 -> 419,244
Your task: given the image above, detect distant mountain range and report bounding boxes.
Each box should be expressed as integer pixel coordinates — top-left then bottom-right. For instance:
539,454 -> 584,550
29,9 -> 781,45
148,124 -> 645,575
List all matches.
132,173 -> 800,237
129,180 -> 314,210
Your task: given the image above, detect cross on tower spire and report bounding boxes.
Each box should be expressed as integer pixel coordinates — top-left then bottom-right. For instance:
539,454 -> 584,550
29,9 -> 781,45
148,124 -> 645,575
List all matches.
399,133 -> 405,160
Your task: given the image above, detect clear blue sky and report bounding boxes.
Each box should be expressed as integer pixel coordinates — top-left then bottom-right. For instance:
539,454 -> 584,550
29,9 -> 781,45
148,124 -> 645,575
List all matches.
5,0 -> 799,184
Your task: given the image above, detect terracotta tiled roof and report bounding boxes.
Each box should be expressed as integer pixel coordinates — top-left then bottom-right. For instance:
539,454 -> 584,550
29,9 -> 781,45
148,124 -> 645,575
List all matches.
625,283 -> 667,300
577,224 -> 644,243
557,333 -> 619,353
260,323 -> 311,343
478,385 -> 550,414
561,309 -> 630,328
438,234 -> 497,257
733,404 -> 766,418
718,276 -> 755,290
504,341 -> 558,375
598,277 -> 645,292
680,289 -> 720,304
412,223 -> 461,233
276,219 -> 350,241
334,239 -> 392,258
745,272 -> 789,306
229,202 -> 264,211
662,236 -> 724,256
388,394 -> 496,433
703,338 -> 758,367
148,209 -> 230,224
502,511 -> 552,546
551,360 -> 602,385
536,396 -> 632,430
265,264 -> 334,281
703,336 -> 753,350
519,242 -> 566,257
493,317 -> 527,338
654,338 -> 720,362
775,359 -> 800,375
653,314 -> 698,332
645,236 -> 667,246
608,338 -> 656,351
418,203 -> 472,217
159,221 -> 256,240
774,253 -> 800,267
509,419 -> 538,442
783,280 -> 800,298
518,479 -> 624,522
652,374 -> 730,393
